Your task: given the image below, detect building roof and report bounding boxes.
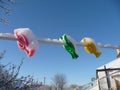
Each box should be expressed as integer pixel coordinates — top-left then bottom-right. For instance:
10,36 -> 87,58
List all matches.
97,58 -> 120,70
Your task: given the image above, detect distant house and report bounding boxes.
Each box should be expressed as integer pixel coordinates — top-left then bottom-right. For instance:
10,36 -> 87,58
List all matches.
88,58 -> 120,90
96,58 -> 120,90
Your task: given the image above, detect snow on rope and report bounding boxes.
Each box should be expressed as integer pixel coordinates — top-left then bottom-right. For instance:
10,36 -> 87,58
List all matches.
0,28 -> 120,59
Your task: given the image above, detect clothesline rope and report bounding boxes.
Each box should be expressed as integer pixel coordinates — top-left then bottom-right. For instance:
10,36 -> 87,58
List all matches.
0,33 -> 120,49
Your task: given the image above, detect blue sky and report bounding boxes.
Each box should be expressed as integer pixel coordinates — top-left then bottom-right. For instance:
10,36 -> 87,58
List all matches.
0,0 -> 120,85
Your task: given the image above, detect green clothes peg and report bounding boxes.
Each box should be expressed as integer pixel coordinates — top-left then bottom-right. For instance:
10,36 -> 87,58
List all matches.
59,34 -> 79,59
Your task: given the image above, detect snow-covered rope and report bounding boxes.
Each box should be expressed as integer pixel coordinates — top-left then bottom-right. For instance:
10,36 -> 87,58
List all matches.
0,28 -> 119,59
0,33 -> 120,49
0,33 -> 17,40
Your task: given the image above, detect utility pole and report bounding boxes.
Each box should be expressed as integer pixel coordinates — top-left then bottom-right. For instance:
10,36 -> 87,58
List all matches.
44,77 -> 46,85
44,77 -> 46,90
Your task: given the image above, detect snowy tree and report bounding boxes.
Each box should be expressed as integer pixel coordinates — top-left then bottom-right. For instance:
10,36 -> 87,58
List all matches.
0,52 -> 42,90
52,73 -> 67,90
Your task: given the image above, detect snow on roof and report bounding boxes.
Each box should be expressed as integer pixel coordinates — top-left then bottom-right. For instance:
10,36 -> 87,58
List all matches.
97,58 -> 120,70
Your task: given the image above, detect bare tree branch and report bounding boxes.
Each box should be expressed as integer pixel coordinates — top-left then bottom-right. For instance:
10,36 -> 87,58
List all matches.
0,0 -> 15,24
